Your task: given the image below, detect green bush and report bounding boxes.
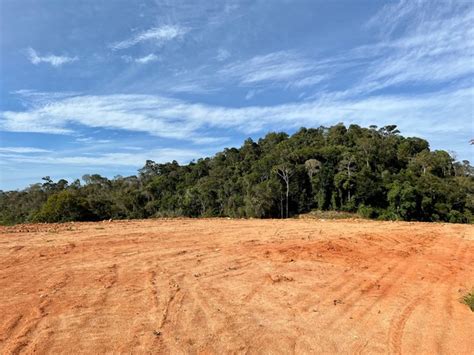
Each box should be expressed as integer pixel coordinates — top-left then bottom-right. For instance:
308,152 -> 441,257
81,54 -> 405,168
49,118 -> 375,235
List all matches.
34,190 -> 92,223
358,204 -> 376,219
447,210 -> 468,224
378,211 -> 399,221
461,289 -> 474,311
303,210 -> 359,219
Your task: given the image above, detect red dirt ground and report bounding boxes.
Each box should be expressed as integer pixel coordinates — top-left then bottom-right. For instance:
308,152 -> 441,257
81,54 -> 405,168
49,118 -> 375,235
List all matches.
0,218 -> 472,354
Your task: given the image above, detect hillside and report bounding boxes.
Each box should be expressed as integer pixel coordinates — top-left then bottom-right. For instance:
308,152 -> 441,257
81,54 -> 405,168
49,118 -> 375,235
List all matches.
1,124 -> 473,224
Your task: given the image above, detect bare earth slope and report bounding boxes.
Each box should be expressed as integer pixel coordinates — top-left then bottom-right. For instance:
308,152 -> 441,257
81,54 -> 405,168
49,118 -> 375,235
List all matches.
0,219 -> 472,354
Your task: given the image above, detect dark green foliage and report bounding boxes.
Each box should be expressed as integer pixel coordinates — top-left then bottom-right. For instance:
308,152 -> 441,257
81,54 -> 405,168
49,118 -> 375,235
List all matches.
33,190 -> 93,223
461,289 -> 474,311
1,124 -> 473,224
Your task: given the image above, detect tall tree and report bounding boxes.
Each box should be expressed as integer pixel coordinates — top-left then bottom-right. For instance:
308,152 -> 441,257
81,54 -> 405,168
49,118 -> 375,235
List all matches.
273,164 -> 294,218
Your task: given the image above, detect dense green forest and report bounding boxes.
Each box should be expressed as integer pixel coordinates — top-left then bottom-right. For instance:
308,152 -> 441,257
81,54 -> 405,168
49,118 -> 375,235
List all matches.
1,124 -> 473,225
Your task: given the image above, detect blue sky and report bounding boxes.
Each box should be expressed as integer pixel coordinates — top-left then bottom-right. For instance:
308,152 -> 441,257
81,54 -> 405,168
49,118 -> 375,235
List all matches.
0,0 -> 473,190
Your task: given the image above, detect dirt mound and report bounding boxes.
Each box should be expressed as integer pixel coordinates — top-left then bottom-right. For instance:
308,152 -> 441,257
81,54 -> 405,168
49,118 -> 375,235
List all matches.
0,219 -> 472,354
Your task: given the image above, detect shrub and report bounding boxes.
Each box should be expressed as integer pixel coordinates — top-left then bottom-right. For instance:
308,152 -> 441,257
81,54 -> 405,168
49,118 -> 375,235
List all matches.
447,210 -> 468,224
358,204 -> 376,219
303,210 -> 359,220
378,211 -> 399,221
34,190 -> 92,223
461,289 -> 474,311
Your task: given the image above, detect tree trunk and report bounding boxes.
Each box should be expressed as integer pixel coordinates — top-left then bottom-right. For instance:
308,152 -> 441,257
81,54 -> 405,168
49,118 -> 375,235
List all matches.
280,191 -> 284,219
276,167 -> 293,219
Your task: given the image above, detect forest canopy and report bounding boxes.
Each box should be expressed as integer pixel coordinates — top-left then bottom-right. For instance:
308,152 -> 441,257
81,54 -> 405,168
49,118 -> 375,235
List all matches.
1,124 -> 473,225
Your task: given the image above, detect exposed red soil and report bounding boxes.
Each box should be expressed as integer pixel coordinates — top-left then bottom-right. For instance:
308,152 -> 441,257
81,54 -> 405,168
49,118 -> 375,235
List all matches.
0,218 -> 473,354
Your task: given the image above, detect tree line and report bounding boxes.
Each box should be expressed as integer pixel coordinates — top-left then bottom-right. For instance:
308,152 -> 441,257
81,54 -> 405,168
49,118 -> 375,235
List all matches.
1,124 -> 473,224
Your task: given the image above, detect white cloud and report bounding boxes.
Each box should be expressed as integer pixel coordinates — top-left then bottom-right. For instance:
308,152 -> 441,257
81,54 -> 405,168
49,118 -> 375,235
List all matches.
167,83 -> 215,94
0,147 -> 51,153
216,48 -> 230,61
217,1 -> 472,98
220,51 -> 315,85
354,0 -> 474,93
1,88 -> 472,147
218,51 -> 335,91
4,0 -> 473,166
122,146 -> 144,151
26,47 -> 78,67
1,148 -> 207,168
12,90 -> 80,106
365,0 -> 421,37
110,25 -> 188,50
191,136 -> 229,145
245,90 -> 257,100
123,54 -> 159,64
135,54 -> 159,64
0,109 -> 73,134
288,75 -> 326,88
75,137 -> 93,143
75,137 -> 111,144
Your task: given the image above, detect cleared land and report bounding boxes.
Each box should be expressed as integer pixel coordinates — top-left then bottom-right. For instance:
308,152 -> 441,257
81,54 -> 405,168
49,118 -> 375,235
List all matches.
0,218 -> 473,354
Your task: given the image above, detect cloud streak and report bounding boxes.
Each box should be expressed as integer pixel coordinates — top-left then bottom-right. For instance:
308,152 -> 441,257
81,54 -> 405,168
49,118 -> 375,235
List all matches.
1,87 -> 471,144
216,48 -> 230,61
110,25 -> 188,50
0,147 -> 51,153
0,148 -> 208,168
214,0 -> 473,97
122,53 -> 159,64
26,47 -> 78,67
350,0 -> 474,94
219,51 -> 323,87
135,53 -> 159,64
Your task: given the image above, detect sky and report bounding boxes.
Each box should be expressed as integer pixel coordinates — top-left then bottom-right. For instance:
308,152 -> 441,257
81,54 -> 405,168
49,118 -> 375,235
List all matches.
0,0 -> 473,190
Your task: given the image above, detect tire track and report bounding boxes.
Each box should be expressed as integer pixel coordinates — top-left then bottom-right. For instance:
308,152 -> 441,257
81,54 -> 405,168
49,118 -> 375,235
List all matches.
325,258 -> 408,330
342,233 -> 442,352
388,294 -> 427,355
1,219 -> 472,354
346,233 -> 438,323
435,237 -> 469,353
4,273 -> 71,355
92,264 -> 118,307
190,284 -> 251,352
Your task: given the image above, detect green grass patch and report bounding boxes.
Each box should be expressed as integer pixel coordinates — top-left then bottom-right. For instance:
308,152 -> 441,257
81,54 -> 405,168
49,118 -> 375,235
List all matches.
461,289 -> 474,311
301,210 -> 360,220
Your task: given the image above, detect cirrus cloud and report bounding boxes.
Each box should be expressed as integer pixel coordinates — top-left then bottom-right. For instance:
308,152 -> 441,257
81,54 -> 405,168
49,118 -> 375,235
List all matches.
110,25 -> 188,50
